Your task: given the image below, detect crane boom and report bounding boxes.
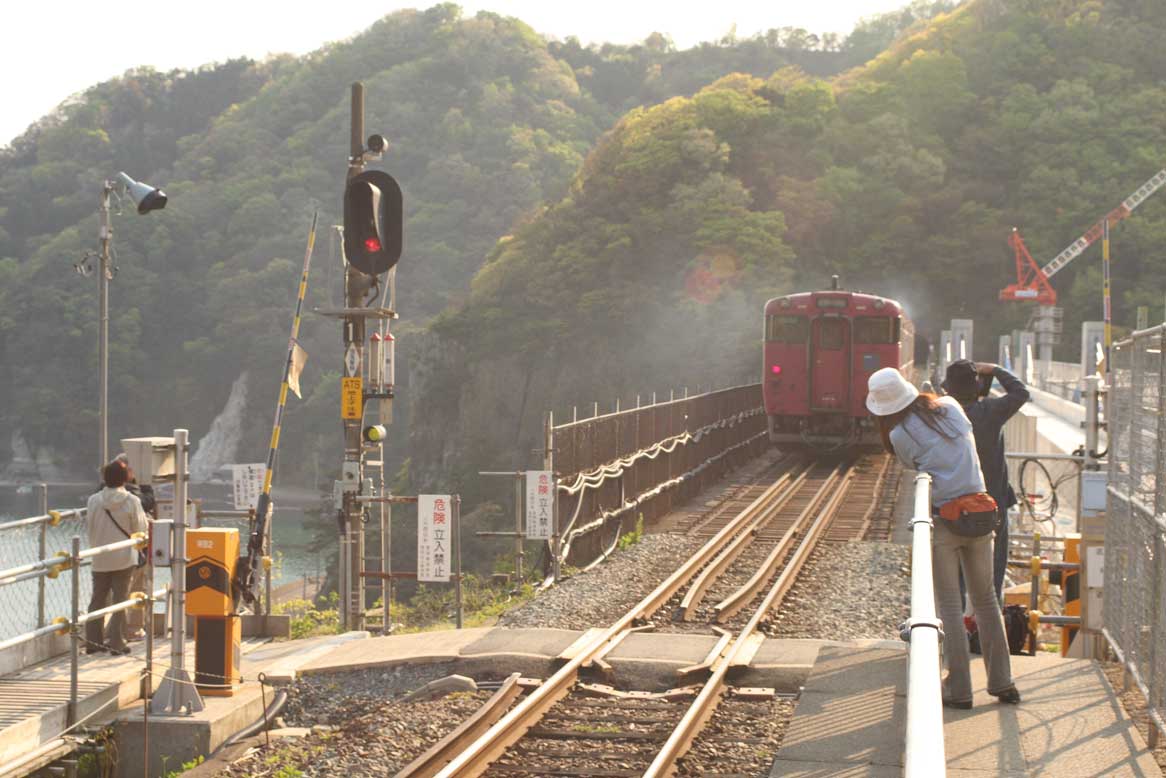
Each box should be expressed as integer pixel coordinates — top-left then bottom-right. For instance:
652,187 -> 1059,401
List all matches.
1040,168 -> 1166,280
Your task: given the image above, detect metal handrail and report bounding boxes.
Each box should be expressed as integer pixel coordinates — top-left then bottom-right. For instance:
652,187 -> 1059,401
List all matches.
0,535 -> 145,587
0,508 -> 85,533
903,474 -> 946,778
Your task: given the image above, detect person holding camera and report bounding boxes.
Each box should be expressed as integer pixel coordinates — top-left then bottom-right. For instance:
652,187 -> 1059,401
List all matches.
942,360 -> 1030,602
866,367 -> 1019,709
84,459 -> 149,655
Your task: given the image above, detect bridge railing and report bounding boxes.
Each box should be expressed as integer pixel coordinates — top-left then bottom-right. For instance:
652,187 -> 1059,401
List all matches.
550,384 -> 766,570
1105,325 -> 1166,749
0,513 -> 166,728
902,473 -> 946,778
0,487 -> 88,639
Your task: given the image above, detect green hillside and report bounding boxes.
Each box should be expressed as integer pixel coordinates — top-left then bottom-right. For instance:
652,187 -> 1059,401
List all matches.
413,0 -> 1166,493
0,4 -> 827,476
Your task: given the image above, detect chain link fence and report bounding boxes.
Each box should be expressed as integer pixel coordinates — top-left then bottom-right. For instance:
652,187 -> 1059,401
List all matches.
1105,326 -> 1166,747
0,505 -> 92,641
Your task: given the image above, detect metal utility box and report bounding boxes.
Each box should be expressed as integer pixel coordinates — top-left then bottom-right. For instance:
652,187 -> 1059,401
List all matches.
194,615 -> 241,696
186,528 -> 238,617
120,437 -> 175,480
186,527 -> 241,695
150,520 -> 173,567
1081,471 -> 1108,517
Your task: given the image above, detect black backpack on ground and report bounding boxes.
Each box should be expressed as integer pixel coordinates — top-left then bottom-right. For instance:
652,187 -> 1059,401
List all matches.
967,605 -> 1034,656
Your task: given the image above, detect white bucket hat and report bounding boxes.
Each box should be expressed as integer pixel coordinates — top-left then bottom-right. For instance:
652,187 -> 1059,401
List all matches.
865,367 -> 919,416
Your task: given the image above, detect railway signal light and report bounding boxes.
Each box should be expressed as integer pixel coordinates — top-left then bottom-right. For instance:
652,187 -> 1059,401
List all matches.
363,424 -> 388,442
343,170 -> 403,276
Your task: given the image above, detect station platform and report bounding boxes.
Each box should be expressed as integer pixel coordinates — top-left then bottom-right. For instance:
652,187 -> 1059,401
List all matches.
769,645 -> 1162,777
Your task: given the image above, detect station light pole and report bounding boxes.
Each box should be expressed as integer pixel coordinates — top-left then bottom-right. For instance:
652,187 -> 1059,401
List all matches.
82,173 -> 167,470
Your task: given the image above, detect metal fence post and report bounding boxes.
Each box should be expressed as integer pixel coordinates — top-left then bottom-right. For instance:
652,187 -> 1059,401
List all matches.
513,475 -> 524,581
453,495 -> 463,629
68,535 -> 81,728
37,484 -> 48,629
546,411 -> 559,583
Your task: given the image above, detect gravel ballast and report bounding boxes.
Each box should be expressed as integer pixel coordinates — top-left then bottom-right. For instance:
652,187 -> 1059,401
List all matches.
497,533 -> 703,630
763,541 -> 911,641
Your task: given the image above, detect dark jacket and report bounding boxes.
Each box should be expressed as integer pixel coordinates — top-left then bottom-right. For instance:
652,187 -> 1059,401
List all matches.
959,366 -> 1030,511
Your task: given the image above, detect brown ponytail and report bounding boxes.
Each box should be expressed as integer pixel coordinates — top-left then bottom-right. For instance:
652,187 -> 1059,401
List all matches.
877,393 -> 955,453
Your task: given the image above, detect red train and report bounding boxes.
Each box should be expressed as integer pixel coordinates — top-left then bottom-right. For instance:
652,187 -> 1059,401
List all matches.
763,281 -> 915,449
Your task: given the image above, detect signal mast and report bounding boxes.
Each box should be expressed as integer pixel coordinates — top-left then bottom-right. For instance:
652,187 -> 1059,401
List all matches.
999,168 -> 1166,365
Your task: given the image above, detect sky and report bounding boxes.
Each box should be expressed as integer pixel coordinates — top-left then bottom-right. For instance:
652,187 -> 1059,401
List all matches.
0,0 -> 908,147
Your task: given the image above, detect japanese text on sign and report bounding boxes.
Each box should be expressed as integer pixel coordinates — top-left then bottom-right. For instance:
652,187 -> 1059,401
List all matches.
231,464 -> 266,510
418,494 -> 451,582
525,470 -> 553,540
341,377 -> 363,419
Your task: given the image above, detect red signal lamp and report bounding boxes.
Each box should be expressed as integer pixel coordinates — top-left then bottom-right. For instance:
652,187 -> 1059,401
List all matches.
364,236 -> 382,252
771,365 -> 782,375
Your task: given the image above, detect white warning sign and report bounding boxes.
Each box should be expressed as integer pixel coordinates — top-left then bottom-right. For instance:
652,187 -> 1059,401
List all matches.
525,471 -> 554,540
231,464 -> 266,510
418,494 -> 451,582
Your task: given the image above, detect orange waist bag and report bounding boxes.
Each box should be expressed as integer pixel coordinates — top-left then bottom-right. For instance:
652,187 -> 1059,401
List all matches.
937,492 -> 998,537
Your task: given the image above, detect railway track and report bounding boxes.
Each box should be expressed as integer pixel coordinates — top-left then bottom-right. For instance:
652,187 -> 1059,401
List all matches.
421,451 -> 898,778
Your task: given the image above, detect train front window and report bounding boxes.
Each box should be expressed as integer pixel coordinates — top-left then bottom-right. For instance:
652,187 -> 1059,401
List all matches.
766,315 -> 808,343
818,318 -> 845,350
855,316 -> 898,344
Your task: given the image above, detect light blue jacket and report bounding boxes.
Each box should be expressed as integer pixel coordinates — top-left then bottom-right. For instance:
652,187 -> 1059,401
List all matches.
889,396 -> 986,507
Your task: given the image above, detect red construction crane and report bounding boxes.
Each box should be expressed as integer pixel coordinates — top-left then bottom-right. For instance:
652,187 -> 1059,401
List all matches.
999,168 -> 1166,305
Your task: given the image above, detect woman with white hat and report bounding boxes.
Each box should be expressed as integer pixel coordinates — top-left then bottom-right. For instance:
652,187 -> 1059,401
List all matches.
866,367 -> 1019,709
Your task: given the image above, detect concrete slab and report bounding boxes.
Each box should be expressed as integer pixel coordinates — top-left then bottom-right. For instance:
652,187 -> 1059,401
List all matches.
461,627 -> 583,660
115,632 -> 369,778
769,760 -> 902,777
800,646 -> 906,697
967,653 -> 1161,777
770,646 -> 907,771
298,627 -> 489,674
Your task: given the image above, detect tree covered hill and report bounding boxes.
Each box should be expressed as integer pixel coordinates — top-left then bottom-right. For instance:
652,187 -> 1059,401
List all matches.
0,4 -> 838,477
410,0 -> 1166,493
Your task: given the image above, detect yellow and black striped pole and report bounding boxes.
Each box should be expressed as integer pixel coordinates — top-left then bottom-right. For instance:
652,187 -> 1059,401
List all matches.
240,211 -> 318,605
1102,219 -> 1112,377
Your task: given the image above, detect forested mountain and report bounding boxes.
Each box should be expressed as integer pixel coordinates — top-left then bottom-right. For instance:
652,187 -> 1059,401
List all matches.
0,4 -> 836,478
411,0 -> 1166,497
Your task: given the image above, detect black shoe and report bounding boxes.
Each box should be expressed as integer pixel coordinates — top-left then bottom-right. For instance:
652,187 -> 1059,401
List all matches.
942,697 -> 973,710
84,647 -> 106,655
109,646 -> 130,656
992,685 -> 1021,704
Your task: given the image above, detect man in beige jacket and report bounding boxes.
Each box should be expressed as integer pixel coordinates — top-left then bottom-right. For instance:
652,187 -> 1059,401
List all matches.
84,460 -> 149,655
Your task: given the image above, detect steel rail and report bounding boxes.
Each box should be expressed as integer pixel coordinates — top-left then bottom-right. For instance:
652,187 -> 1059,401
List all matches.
712,463 -> 845,623
677,464 -> 813,620
643,462 -> 858,777
396,674 -> 525,778
432,471 -> 802,778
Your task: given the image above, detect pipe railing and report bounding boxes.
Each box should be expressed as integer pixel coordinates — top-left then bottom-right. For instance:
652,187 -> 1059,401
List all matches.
902,474 -> 946,778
